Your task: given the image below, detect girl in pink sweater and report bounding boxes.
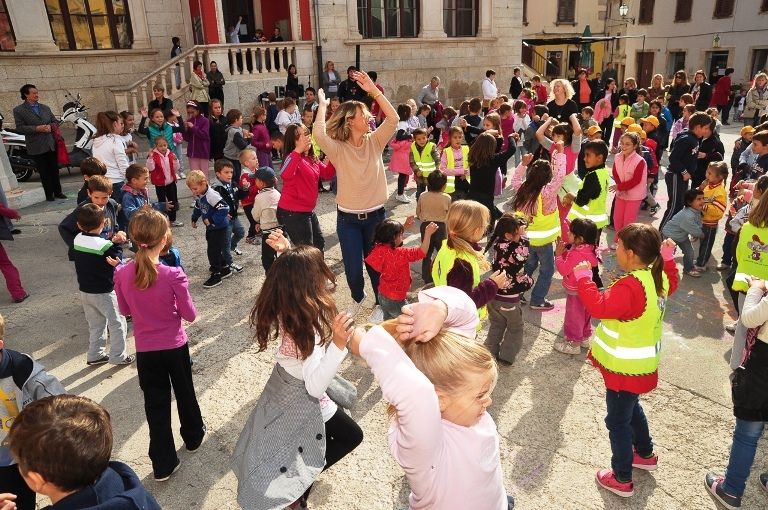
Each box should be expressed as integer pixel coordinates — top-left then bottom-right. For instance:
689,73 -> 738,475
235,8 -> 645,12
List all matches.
610,132 -> 648,249
390,104 -> 415,203
347,286 -> 513,510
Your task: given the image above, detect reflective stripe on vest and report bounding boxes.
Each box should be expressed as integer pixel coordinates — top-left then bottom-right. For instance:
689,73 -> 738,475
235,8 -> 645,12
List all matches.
411,142 -> 437,175
732,222 -> 768,293
431,239 -> 488,320
443,146 -> 470,194
525,194 -> 560,246
567,167 -> 610,228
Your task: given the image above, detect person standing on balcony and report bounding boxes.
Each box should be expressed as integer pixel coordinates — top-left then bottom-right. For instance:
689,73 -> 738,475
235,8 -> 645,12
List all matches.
207,61 -> 225,107
227,16 -> 242,44
322,61 -> 341,98
189,61 -> 210,116
171,37 -> 182,90
270,27 -> 284,71
509,67 -> 524,99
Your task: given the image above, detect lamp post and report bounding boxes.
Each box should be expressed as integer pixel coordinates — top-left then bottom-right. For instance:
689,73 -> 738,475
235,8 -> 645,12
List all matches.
618,1 -> 636,24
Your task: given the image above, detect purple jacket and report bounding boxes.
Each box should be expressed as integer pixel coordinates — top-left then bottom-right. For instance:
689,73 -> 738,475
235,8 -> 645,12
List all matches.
183,114 -> 211,159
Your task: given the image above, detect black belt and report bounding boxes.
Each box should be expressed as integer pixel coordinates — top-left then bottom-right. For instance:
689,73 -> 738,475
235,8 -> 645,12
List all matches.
337,207 -> 384,221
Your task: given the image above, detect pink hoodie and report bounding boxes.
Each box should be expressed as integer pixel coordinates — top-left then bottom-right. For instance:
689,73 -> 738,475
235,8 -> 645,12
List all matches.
555,243 -> 600,292
358,286 -> 507,510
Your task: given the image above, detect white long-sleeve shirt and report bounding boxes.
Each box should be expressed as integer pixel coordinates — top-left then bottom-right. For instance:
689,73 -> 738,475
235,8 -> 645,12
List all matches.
275,109 -> 301,134
481,78 -> 498,101
740,286 -> 768,344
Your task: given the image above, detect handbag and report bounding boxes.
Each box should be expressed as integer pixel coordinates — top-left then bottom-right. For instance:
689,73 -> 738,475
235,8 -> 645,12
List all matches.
51,124 -> 69,166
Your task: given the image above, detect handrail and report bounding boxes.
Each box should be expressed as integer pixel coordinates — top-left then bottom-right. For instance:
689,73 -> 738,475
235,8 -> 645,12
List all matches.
522,41 -> 554,77
112,45 -> 206,93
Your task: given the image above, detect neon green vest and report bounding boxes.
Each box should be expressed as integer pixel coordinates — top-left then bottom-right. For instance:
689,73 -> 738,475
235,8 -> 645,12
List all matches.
431,240 -> 488,320
613,104 -> 632,128
732,222 -> 768,292
311,134 -> 321,159
567,167 -> 610,228
590,269 -> 668,375
525,194 -> 560,247
411,142 -> 437,178
443,145 -> 470,194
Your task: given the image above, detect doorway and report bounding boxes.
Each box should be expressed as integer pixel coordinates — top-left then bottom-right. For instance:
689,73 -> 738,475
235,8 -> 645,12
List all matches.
635,52 -> 654,88
222,0 -> 255,41
546,51 -> 562,79
706,51 -> 729,83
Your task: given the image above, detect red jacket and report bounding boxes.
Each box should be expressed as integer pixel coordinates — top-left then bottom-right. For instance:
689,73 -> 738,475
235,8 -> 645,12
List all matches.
277,152 -> 336,212
711,75 -> 731,107
365,244 -> 425,301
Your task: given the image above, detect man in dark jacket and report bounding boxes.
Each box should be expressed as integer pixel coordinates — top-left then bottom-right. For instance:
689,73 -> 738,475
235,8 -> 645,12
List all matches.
337,66 -> 369,104
509,67 -> 524,99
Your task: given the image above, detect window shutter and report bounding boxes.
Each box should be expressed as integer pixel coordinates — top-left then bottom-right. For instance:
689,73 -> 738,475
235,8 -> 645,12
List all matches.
714,0 -> 735,17
639,0 -> 654,23
557,0 -> 575,23
675,0 -> 692,21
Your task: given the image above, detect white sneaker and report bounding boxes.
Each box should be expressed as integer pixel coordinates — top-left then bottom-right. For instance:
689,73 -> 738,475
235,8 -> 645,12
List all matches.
233,248 -> 243,256
554,340 -> 581,355
178,172 -> 186,179
171,220 -> 184,227
369,305 -> 384,323
396,194 -> 411,203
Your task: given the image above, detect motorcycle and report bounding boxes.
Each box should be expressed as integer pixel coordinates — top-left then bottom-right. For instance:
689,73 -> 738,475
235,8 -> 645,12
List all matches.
2,92 -> 96,182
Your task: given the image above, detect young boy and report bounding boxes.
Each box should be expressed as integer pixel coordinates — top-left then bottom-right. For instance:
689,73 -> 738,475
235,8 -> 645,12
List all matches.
661,189 -> 705,277
460,97 -> 484,146
749,130 -> 768,177
695,161 -> 728,271
275,97 -> 300,134
187,169 -> 231,288
76,157 -> 107,204
0,313 -> 66,510
121,164 -> 172,222
409,128 -> 440,199
251,167 -> 281,271
238,148 -> 262,244
7,394 -> 161,510
417,104 -> 431,130
523,104 -> 549,159
579,106 -> 598,133
59,176 -> 126,262
567,139 -> 610,250
212,159 -> 246,273
630,89 -> 650,121
731,126 -> 756,187
416,171 -> 451,285
577,125 -> 603,178
72,204 -> 134,367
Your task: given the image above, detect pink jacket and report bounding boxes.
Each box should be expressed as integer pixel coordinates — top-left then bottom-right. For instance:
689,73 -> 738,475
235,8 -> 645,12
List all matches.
278,151 -> 336,212
555,244 -> 600,292
358,286 -> 507,510
389,138 -> 413,175
613,150 -> 647,201
510,150 -> 566,216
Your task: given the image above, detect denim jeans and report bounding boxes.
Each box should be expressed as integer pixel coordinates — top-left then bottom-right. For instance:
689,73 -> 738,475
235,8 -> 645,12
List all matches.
222,217 -> 245,267
676,237 -> 695,272
723,419 -> 766,497
524,243 -> 555,305
379,294 -> 406,320
336,208 -> 384,303
277,207 -> 325,250
605,390 -> 654,482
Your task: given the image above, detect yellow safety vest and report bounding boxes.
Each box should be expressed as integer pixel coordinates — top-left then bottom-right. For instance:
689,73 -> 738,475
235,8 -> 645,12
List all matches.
411,142 -> 437,178
733,222 -> 768,292
613,104 -> 632,128
443,145 -> 470,194
524,194 -> 560,247
431,240 -> 488,320
567,167 -> 610,228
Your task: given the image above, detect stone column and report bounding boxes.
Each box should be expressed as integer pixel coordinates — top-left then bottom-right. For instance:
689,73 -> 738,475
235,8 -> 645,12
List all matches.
346,1 -> 362,40
7,0 -> 58,52
477,0 -> 492,37
420,1 -> 446,38
289,0 -> 301,41
126,0 -> 151,49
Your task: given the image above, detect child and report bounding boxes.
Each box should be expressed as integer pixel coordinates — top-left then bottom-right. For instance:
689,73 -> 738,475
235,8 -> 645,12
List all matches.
265,92 -> 280,132
731,126 -> 756,185
168,110 -> 186,179
223,108 -> 253,181
8,394 -> 161,510
365,218 -> 439,320
121,164 -> 172,222
119,110 -> 138,164
275,97 -> 300,134
484,213 -> 533,364
347,286 -> 515,509
468,132 -> 516,222
579,106 -> 598,133
610,132 -> 648,249
508,150 -> 567,311
639,129 -> 661,215
183,100 -> 211,175
749,130 -> 768,177
0,313 -> 65,510
661,189 -> 705,277
431,200 -> 510,319
719,179 -> 765,272
77,157 -> 107,204
460,97 -> 484,146
439,126 -> 470,199
436,106 -> 457,148
523,105 -> 549,160
532,75 -> 548,104
520,88 -> 536,113
575,224 -> 679,498
612,94 -> 632,148
670,104 -> 696,141
212,159 -> 246,273
576,125 -> 604,178
417,104 -> 431,129
567,139 -> 611,233
114,209 -> 205,481
410,127 -> 440,200
510,101 -> 529,166
630,89 -> 649,121
0,201 -> 27,303
232,241 -> 363,510
707,107 -> 723,134
146,136 -> 183,227
249,106 -> 273,168
390,105 -> 415,203
138,106 -> 183,158
72,204 -> 133,366
416,171 -> 451,284
187,169 -> 231,288
239,149 -> 261,244
695,161 -> 728,270
159,229 -> 184,270
251,166 -> 281,271
554,218 -> 600,354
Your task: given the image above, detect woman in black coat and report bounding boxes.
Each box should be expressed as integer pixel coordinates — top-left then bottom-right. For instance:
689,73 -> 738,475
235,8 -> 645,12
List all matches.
692,70 -> 713,112
206,61 -> 226,106
667,70 -> 691,120
596,78 -> 620,143
286,64 -> 301,99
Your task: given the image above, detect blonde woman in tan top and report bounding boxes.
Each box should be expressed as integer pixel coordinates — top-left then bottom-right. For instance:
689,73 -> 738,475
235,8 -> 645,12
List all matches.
314,71 -> 397,309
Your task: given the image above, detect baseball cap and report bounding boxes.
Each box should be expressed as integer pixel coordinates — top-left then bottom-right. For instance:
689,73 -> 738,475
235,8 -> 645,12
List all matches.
186,100 -> 199,110
640,115 -> 659,128
625,123 -> 643,134
741,126 -> 756,137
639,130 -> 647,140
254,166 -> 276,181
585,125 -> 602,137
620,117 -> 635,127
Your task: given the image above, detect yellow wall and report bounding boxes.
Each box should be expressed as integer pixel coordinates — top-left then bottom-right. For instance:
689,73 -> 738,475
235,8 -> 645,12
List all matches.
529,42 -> 606,79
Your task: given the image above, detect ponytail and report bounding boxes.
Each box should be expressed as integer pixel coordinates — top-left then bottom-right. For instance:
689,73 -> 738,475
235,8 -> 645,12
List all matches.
616,223 -> 665,297
128,209 -> 169,290
134,247 -> 159,290
649,255 -> 665,298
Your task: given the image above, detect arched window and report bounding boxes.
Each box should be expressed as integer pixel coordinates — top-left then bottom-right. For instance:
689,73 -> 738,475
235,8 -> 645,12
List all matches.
357,0 -> 420,39
0,0 -> 15,51
45,0 -> 132,50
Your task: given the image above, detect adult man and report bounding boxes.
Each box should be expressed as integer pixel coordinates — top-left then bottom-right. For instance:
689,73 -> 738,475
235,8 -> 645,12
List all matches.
602,63 -> 617,86
509,67 -> 524,99
416,77 -> 441,139
170,37 -> 182,89
13,84 -> 65,202
337,66 -> 368,103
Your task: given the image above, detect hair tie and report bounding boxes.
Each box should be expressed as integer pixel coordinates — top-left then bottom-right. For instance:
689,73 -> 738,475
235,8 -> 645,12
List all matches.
139,243 -> 148,248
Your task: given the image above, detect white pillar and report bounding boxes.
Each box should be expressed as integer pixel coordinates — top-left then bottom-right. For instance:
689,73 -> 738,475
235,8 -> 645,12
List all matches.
0,138 -> 18,196
126,0 -> 151,49
7,0 -> 58,52
346,1 -> 362,40
289,0 -> 301,41
477,0 -> 492,37
420,1 -> 446,38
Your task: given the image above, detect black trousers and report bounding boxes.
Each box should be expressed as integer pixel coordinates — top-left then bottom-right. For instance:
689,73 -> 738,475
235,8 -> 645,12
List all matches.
243,204 -> 257,238
261,232 -> 278,272
209,88 -> 224,106
420,221 -> 446,284
32,150 -> 61,200
155,182 -> 179,222
205,227 -> 228,274
0,465 -> 36,510
397,173 -> 408,195
659,172 -> 689,231
277,207 -> 324,251
600,115 -> 614,143
136,343 -> 205,477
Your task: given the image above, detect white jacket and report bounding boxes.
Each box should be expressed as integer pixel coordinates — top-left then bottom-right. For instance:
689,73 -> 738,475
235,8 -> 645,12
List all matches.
92,134 -> 130,182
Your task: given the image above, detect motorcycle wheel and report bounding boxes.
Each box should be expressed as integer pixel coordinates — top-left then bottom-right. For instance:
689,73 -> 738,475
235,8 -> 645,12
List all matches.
13,166 -> 33,182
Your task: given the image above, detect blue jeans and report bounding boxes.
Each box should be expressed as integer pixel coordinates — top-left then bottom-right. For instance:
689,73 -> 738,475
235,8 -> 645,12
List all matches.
336,208 -> 384,303
605,390 -> 653,482
222,217 -> 245,266
524,243 -> 555,305
723,419 -> 766,496
676,237 -> 695,272
379,294 -> 406,320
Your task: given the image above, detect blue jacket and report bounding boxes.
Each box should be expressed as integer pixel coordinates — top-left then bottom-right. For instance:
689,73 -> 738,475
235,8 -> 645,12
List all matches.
662,206 -> 704,241
120,183 -> 166,221
668,131 -> 700,177
191,185 -> 229,230
59,199 -> 122,261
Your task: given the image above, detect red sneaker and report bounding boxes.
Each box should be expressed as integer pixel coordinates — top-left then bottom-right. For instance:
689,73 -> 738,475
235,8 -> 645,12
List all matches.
596,469 -> 634,497
632,450 -> 658,470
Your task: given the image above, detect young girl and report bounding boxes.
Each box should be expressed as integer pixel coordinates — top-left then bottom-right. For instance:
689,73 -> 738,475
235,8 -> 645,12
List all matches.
138,107 -> 183,165
554,217 -> 600,354
484,213 -> 533,364
146,137 -> 182,227
511,100 -> 530,166
222,108 -> 253,181
610,132 -> 648,250
249,107 -> 272,168
431,200 -> 510,320
670,104 -> 696,141
113,209 -> 205,482
468,132 -> 516,221
436,106 -> 457,148
439,126 -> 470,199
365,218 -> 439,320
573,224 -> 679,498
508,150 -> 567,311
612,94 -> 632,148
119,111 -> 138,164
390,104 -> 415,202
231,241 -> 363,510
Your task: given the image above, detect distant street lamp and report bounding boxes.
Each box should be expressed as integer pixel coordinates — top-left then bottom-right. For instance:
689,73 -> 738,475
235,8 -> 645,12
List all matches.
617,1 -> 636,24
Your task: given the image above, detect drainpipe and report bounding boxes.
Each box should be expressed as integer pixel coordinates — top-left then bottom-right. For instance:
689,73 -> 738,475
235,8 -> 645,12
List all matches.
313,0 -> 323,88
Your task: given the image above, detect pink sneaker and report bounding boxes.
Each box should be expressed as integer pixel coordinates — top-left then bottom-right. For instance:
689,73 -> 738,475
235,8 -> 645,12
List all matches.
596,469 -> 634,497
632,450 -> 658,471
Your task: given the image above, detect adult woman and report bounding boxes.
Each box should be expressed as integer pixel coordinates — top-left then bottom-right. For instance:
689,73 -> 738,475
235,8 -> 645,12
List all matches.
595,78 -> 619,143
206,61 -> 225,106
571,68 -> 597,110
691,70 -> 713,112
189,60 -> 210,116
92,111 -> 129,203
12,84 -> 64,201
618,77 -> 638,106
668,70 -> 691,120
711,68 -> 734,125
321,61 -> 340,97
648,73 -> 665,102
313,71 -> 397,310
743,72 -> 768,127
481,69 -> 498,111
546,79 -> 579,123
148,84 -> 175,115
286,64 -> 301,99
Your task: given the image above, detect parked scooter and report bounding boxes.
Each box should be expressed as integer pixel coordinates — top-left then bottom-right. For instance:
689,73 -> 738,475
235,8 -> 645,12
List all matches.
0,112 -> 36,182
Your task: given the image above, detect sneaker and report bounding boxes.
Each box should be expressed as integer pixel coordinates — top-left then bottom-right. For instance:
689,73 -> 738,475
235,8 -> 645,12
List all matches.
189,201 -> 196,208
632,450 -> 658,471
396,194 -> 411,203
370,305 -> 385,323
245,236 -> 259,245
725,321 -> 738,334
595,469 -> 634,498
530,300 -> 555,311
111,354 -> 136,366
203,274 -> 222,288
86,355 -> 109,366
348,291 -> 368,318
154,460 -> 181,482
185,424 -> 206,452
704,472 -> 741,510
220,267 -> 233,279
759,472 -> 768,493
230,263 -> 243,273
233,248 -> 243,256
717,263 -> 732,271
686,269 -> 702,278
179,172 -> 186,179
13,293 -> 30,304
171,220 -> 184,227
554,340 -> 581,355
